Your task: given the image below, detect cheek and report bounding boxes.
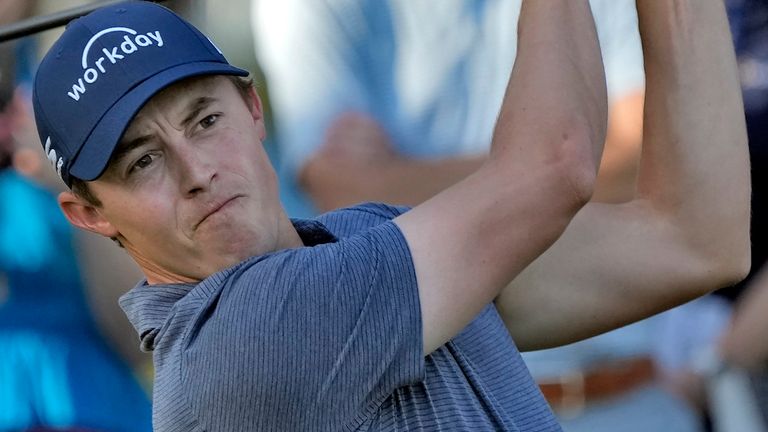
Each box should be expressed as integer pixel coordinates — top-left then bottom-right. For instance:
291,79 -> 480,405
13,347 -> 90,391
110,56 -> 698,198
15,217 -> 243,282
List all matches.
105,195 -> 178,241
220,134 -> 275,184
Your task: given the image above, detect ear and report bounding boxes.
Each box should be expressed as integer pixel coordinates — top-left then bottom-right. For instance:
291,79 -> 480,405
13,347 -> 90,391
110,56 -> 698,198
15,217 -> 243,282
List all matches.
246,87 -> 267,141
58,191 -> 119,238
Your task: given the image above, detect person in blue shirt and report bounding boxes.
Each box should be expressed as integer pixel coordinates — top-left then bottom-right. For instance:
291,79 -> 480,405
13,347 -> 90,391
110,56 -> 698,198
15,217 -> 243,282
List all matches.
32,1 -> 749,431
0,169 -> 153,432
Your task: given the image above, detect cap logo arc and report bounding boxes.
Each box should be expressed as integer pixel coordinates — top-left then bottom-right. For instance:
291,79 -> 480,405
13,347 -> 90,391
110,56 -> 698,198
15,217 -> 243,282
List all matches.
67,26 -> 164,102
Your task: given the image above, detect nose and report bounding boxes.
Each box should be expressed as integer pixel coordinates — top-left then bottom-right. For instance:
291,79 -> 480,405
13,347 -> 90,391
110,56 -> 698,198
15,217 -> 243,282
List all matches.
173,145 -> 215,197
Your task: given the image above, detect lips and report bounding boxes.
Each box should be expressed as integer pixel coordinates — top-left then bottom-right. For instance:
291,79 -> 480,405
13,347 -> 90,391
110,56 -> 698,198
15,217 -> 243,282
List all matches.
194,195 -> 242,229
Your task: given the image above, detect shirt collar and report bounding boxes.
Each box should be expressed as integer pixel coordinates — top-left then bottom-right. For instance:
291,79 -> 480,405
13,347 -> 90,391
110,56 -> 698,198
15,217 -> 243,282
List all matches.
119,281 -> 195,351
291,217 -> 338,246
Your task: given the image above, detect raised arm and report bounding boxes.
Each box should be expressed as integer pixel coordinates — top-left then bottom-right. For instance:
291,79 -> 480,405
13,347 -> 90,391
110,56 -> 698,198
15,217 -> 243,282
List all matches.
497,0 -> 751,351
395,1 -> 607,354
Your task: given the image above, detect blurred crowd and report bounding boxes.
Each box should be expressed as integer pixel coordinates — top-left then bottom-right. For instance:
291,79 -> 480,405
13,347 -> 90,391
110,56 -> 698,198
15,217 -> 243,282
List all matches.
1,0 -> 767,431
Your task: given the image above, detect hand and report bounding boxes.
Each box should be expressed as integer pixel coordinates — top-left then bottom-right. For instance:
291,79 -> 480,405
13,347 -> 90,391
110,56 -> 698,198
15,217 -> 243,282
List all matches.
301,110 -> 485,211
319,112 -> 400,165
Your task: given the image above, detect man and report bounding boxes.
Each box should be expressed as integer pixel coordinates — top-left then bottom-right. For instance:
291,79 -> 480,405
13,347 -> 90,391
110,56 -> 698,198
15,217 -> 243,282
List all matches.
32,1 -> 749,431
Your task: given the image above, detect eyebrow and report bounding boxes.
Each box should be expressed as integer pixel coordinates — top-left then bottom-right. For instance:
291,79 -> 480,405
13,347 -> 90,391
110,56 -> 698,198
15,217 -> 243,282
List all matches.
110,134 -> 154,168
180,96 -> 217,129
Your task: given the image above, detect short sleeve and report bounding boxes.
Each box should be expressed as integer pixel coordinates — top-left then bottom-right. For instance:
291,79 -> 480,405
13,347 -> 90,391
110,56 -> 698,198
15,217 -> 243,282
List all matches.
183,220 -> 423,431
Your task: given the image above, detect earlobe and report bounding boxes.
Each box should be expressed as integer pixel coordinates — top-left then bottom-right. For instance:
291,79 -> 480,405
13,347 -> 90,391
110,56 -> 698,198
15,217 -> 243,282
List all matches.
58,191 -> 119,238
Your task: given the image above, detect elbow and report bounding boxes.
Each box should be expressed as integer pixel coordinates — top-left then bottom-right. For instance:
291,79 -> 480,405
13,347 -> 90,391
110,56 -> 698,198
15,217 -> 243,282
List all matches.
559,156 -> 597,212
706,209 -> 752,289
550,122 -> 601,213
716,242 -> 751,289
694,229 -> 751,294
510,128 -> 598,245
490,103 -> 603,216
735,255 -> 752,286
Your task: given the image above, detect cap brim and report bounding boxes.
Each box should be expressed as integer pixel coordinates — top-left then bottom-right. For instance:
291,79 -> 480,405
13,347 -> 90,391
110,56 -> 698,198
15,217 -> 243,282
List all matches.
68,61 -> 248,181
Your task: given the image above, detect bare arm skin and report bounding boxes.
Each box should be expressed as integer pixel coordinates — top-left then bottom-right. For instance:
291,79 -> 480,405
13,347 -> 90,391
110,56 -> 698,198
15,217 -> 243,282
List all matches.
395,1 -> 607,354
497,0 -> 751,351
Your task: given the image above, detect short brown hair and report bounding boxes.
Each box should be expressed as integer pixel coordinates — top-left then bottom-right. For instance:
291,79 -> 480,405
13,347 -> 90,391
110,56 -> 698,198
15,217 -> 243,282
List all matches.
228,75 -> 255,104
70,177 -> 101,206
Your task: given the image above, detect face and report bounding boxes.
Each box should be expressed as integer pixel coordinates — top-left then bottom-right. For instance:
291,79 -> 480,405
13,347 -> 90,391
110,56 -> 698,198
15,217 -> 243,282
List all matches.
74,76 -> 299,283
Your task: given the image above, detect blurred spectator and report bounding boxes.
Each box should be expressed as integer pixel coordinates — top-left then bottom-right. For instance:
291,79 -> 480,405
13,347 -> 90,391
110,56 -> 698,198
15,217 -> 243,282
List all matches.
0,2 -> 152,431
719,265 -> 768,425
717,0 -> 768,306
710,0 -> 768,425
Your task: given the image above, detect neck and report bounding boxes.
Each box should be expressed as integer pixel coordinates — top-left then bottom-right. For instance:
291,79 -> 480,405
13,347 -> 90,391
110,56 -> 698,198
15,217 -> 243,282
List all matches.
128,212 -> 305,286
275,212 -> 305,249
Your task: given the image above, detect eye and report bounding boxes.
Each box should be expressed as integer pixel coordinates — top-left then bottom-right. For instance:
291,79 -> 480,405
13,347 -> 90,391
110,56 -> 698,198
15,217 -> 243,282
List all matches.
128,153 -> 156,174
199,114 -> 219,129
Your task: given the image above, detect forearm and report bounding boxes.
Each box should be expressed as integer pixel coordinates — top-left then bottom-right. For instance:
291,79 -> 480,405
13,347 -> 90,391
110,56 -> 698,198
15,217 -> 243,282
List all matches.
635,0 -> 750,280
498,1 -> 750,350
491,0 -> 606,186
301,153 -> 485,211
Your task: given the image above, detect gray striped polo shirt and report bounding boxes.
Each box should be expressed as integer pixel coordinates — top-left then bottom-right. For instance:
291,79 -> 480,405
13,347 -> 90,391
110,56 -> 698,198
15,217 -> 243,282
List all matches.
120,202 -> 560,431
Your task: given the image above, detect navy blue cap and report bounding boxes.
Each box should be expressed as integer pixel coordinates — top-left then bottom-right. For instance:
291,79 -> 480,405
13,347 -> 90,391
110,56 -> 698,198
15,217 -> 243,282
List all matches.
33,1 -> 248,187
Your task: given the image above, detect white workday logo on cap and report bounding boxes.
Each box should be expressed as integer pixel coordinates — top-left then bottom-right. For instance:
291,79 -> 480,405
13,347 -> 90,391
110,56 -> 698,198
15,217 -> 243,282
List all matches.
67,27 -> 164,101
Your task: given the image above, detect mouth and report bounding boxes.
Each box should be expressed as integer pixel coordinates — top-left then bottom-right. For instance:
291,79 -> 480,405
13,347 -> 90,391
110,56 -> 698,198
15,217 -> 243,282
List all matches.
194,195 -> 243,230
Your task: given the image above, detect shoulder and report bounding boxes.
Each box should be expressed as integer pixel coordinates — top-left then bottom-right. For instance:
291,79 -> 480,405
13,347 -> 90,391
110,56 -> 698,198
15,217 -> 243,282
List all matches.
176,227 -> 421,430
